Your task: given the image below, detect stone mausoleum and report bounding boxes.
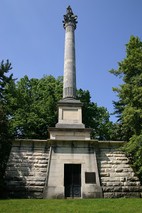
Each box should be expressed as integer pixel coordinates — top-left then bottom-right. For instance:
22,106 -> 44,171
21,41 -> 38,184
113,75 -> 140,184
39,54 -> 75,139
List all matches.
5,6 -> 142,199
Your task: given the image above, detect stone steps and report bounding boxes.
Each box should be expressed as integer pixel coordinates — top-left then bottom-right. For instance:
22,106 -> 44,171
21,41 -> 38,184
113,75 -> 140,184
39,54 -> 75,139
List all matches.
97,148 -> 142,198
5,140 -> 50,198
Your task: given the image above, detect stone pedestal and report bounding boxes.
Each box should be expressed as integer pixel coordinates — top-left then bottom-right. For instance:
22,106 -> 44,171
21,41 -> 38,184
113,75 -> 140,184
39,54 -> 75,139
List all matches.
50,98 -> 91,140
56,98 -> 85,129
49,128 -> 91,140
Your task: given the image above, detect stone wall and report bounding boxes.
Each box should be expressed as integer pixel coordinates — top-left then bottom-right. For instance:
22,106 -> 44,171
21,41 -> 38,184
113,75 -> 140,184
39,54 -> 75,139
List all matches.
96,141 -> 142,198
4,139 -> 142,198
5,139 -> 51,198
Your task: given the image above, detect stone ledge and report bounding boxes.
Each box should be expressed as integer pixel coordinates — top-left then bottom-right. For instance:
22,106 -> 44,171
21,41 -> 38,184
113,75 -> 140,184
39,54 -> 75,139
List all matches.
57,98 -> 83,107
55,123 -> 85,128
49,127 -> 92,132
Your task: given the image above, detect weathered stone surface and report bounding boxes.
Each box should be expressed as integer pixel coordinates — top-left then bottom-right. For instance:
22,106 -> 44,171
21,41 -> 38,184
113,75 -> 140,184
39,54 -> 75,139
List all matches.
5,139 -> 50,198
115,168 -> 123,172
5,139 -> 142,199
101,173 -> 110,177
96,141 -> 142,198
104,192 -> 141,198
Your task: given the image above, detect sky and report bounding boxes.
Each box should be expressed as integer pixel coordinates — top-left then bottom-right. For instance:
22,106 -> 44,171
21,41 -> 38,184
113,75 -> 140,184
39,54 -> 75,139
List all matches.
1,0 -> 142,122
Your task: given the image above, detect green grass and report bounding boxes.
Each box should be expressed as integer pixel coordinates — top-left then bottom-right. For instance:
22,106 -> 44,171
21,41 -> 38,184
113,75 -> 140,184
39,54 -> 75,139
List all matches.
0,199 -> 142,213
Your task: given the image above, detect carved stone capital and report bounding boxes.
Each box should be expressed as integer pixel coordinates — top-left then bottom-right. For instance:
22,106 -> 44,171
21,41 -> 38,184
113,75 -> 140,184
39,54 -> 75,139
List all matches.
63,6 -> 78,29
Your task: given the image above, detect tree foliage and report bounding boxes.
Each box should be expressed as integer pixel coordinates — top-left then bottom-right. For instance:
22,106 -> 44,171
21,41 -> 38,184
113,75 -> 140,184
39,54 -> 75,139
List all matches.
0,60 -> 13,99
77,89 -> 113,140
0,60 -> 13,192
110,36 -> 142,181
9,75 -> 63,139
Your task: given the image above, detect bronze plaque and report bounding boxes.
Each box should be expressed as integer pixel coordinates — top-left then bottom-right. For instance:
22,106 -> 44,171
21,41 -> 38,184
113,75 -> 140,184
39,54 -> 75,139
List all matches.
85,172 -> 96,184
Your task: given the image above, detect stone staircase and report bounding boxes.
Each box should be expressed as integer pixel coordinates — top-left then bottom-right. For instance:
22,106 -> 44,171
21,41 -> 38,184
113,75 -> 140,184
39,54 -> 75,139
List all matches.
96,141 -> 142,198
5,139 -> 51,198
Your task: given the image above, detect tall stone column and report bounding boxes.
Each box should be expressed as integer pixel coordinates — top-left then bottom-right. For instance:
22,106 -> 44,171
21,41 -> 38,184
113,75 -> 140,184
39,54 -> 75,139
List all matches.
51,6 -> 88,131
63,6 -> 77,99
54,6 -> 85,129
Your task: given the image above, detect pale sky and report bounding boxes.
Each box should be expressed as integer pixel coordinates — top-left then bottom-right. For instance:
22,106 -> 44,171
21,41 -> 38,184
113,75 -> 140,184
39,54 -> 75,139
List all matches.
1,0 -> 142,121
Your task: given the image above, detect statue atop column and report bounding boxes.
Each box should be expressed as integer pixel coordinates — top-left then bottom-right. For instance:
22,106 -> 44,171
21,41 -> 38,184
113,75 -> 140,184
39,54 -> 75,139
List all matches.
63,5 -> 78,29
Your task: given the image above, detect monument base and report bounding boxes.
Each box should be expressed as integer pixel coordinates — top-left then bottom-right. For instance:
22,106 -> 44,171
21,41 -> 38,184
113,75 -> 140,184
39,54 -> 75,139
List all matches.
49,127 -> 92,140
56,98 -> 85,128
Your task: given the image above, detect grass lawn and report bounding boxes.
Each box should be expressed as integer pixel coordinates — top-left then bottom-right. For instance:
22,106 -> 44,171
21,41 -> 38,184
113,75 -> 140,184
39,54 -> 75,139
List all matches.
0,198 -> 142,213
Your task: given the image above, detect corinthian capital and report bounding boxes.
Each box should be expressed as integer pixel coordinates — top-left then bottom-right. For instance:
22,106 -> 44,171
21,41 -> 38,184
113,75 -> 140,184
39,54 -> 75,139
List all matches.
63,6 -> 78,29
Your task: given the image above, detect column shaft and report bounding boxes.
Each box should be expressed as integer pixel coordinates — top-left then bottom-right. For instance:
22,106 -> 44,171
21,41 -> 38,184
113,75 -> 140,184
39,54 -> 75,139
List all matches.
63,23 -> 76,99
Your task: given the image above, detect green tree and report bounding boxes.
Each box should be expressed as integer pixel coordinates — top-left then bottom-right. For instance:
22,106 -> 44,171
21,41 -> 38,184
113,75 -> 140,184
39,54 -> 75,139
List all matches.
9,75 -> 63,138
110,36 -> 142,181
0,60 -> 13,99
0,60 -> 13,195
77,89 -> 113,140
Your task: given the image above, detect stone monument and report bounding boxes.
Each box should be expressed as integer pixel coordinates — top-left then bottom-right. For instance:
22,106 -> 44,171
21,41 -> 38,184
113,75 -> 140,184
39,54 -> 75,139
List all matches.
49,5 -> 91,140
46,6 -> 102,198
4,6 -> 142,199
